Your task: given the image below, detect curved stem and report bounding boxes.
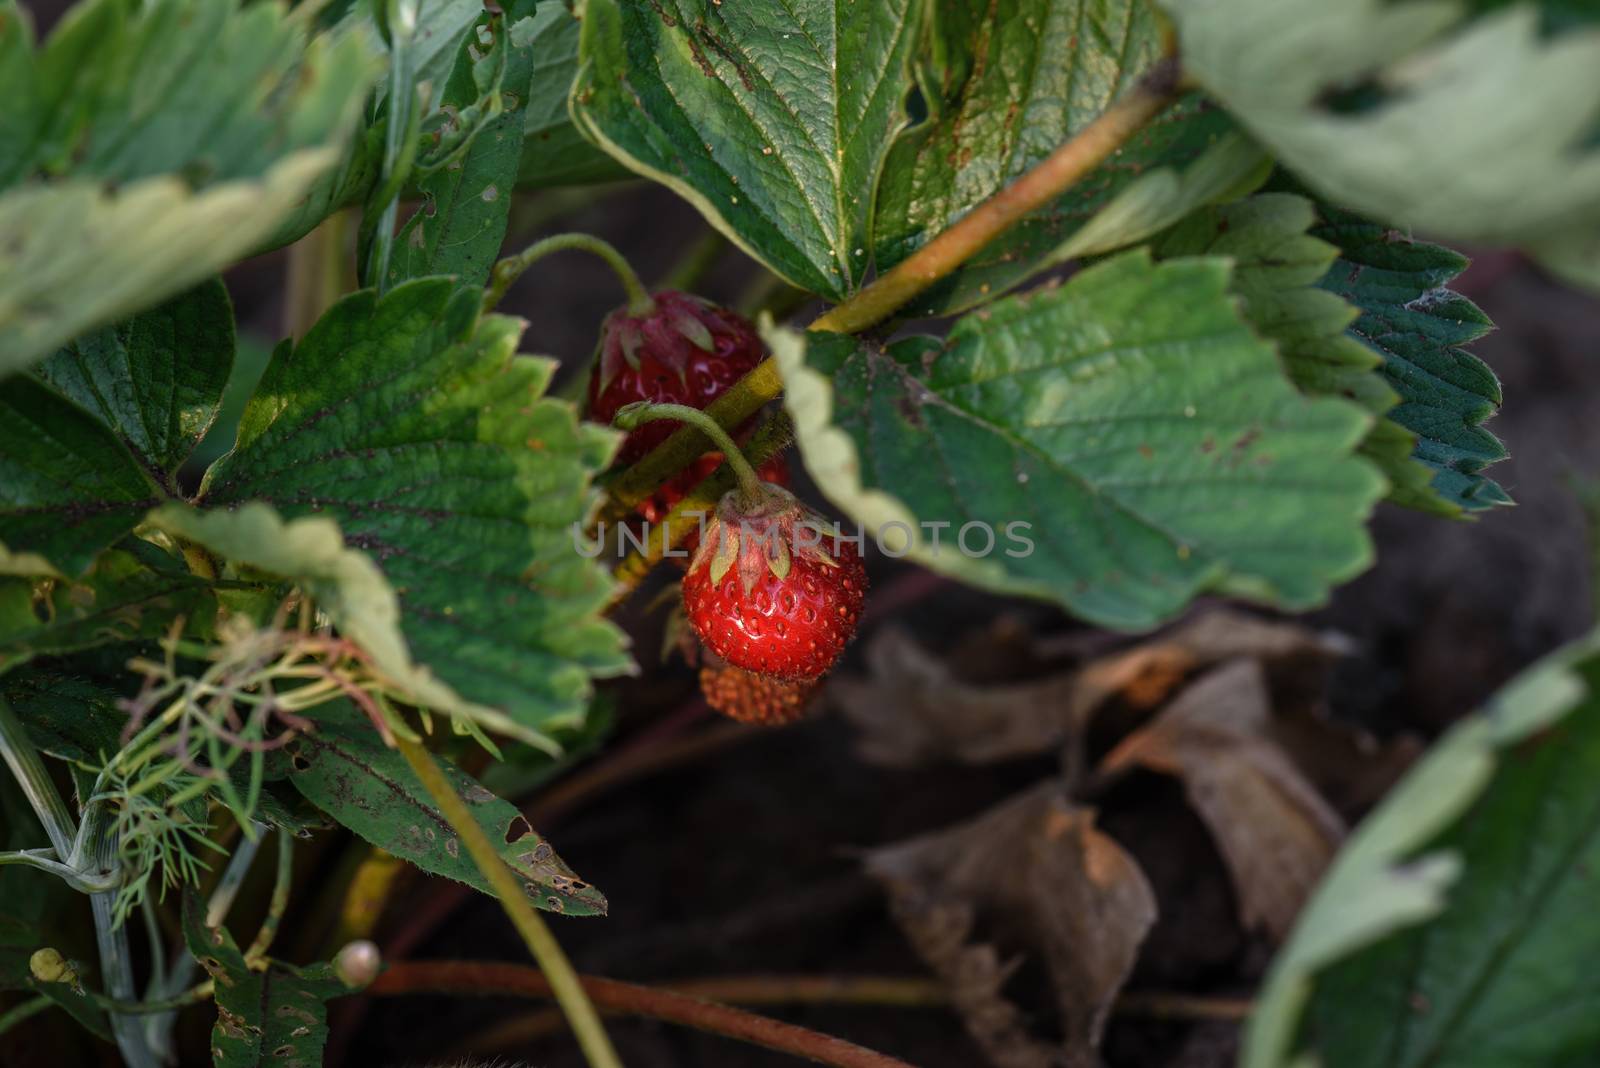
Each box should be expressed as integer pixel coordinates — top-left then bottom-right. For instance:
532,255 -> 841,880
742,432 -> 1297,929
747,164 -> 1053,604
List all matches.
394,736 -> 622,1068
595,59 -> 1183,552
613,402 -> 764,505
485,233 -> 654,316
245,829 -> 293,963
369,960 -> 919,1068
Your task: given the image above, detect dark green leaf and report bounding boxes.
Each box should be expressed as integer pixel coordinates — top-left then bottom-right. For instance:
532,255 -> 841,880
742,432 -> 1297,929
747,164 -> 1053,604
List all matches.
391,5 -> 535,288
515,2 -> 630,188
773,250 -> 1384,629
194,280 -> 630,741
2,668 -> 128,764
181,894 -> 350,1067
32,279 -> 234,486
1310,205 -> 1509,512
0,376 -> 158,576
0,0 -> 376,370
873,0 -> 1240,315
1242,634 -> 1600,1068
287,700 -> 605,915
571,0 -> 922,299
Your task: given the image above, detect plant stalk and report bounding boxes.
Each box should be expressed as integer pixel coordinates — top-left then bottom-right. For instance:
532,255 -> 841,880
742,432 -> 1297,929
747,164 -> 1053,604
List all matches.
394,735 -> 623,1068
484,233 -> 655,316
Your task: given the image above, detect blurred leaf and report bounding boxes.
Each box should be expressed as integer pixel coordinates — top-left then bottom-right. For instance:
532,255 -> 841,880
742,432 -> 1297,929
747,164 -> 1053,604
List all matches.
873,0 -> 1248,315
1102,659 -> 1343,941
772,251 -> 1384,630
1162,0 -> 1600,284
391,4 -> 533,288
2,668 -> 127,764
189,279 -> 630,742
181,894 -> 350,1067
0,0 -> 376,370
287,700 -> 605,915
1242,633 -> 1600,1068
571,0 -> 922,299
868,784 -> 1155,1068
514,3 -> 630,188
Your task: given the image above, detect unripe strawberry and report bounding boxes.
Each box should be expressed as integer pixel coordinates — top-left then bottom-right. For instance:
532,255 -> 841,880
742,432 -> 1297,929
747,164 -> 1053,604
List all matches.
587,291 -> 765,464
699,661 -> 820,725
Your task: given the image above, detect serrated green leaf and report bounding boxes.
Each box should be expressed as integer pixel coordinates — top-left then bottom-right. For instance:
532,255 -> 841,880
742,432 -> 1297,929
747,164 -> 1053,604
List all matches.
287,700 -> 605,915
1309,205 -> 1509,513
1162,0 -> 1600,283
2,668 -> 128,765
516,2 -> 630,188
391,5 -> 533,288
872,0 -> 1243,315
32,279 -> 234,485
193,279 -> 630,741
571,0 -> 922,299
772,250 -> 1384,629
181,894 -> 350,1068
0,542 -> 211,675
1149,194 -> 1458,516
0,0 -> 376,370
1242,633 -> 1600,1068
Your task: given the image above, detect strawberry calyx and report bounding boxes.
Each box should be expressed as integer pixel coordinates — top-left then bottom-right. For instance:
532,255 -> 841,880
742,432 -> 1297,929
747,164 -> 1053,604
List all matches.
689,483 -> 839,597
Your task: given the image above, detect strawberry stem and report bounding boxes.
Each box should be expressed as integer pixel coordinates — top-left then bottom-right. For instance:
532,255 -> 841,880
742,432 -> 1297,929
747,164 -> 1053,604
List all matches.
484,233 -> 655,316
612,402 -> 767,506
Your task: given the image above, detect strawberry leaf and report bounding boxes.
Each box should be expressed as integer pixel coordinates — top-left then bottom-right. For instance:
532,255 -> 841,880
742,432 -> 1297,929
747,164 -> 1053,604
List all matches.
772,249 -> 1384,629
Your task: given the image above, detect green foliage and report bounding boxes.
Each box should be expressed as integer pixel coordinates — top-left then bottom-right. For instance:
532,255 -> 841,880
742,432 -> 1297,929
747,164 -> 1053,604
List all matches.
182,895 -> 351,1068
192,279 -> 630,743
1243,634 -> 1600,1068
873,0 -> 1242,314
774,250 -> 1384,629
1161,0 -> 1600,289
0,0 -> 376,370
286,700 -> 606,915
518,3 -> 630,187
572,0 -> 923,299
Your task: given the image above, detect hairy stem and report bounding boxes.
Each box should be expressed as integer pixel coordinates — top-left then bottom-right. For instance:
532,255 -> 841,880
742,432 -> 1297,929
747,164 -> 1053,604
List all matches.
595,58 -> 1183,572
612,402 -> 765,505
484,232 -> 654,316
394,736 -> 622,1068
369,960 -> 919,1068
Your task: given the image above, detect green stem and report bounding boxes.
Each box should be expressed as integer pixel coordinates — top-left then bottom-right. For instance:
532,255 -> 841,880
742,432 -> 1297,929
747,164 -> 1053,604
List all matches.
484,233 -> 654,316
245,830 -> 293,963
0,698 -> 75,859
75,980 -> 215,1016
394,735 -> 622,1068
0,995 -> 51,1038
612,403 -> 764,505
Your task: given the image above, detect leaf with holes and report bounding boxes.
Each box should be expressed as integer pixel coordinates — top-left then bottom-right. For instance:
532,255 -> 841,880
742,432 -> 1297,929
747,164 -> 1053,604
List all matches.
571,0 -> 921,299
287,700 -> 605,915
391,3 -> 535,289
872,0 -> 1247,315
772,249 -> 1384,629
195,279 -> 631,743
1161,0 -> 1600,286
1242,632 -> 1600,1068
181,894 -> 352,1068
0,0 -> 375,371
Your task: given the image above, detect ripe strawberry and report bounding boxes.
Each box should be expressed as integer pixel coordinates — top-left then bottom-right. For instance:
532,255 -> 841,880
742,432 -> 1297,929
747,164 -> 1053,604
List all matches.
681,484 -> 867,681
587,291 -> 765,464
699,660 -> 820,725
637,451 -> 790,559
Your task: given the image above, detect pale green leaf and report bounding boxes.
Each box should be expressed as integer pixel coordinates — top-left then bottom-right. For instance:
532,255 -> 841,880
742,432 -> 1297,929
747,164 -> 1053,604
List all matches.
871,0 -> 1245,315
1162,0 -> 1600,276
0,0 -> 376,370
771,250 -> 1385,630
1242,633 -> 1600,1068
287,700 -> 606,915
194,280 -> 630,741
571,0 -> 922,299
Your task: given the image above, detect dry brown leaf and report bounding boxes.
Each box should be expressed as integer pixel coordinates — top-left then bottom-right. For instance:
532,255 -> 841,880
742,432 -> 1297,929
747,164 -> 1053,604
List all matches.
833,609 -> 1348,773
866,784 -> 1156,1068
1098,660 -> 1344,941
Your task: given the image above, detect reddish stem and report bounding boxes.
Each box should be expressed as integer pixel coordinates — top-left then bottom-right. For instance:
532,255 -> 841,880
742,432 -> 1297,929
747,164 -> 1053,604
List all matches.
369,960 -> 920,1068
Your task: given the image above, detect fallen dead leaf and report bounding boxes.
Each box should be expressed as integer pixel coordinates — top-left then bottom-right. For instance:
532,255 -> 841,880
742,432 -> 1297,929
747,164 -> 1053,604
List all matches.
866,784 -> 1156,1068
1098,660 -> 1344,941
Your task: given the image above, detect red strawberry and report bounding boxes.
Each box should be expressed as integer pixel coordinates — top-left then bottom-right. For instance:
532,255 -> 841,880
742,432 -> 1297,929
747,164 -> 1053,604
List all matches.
699,661 -> 820,725
587,291 -> 765,464
638,451 -> 790,560
681,484 -> 867,681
